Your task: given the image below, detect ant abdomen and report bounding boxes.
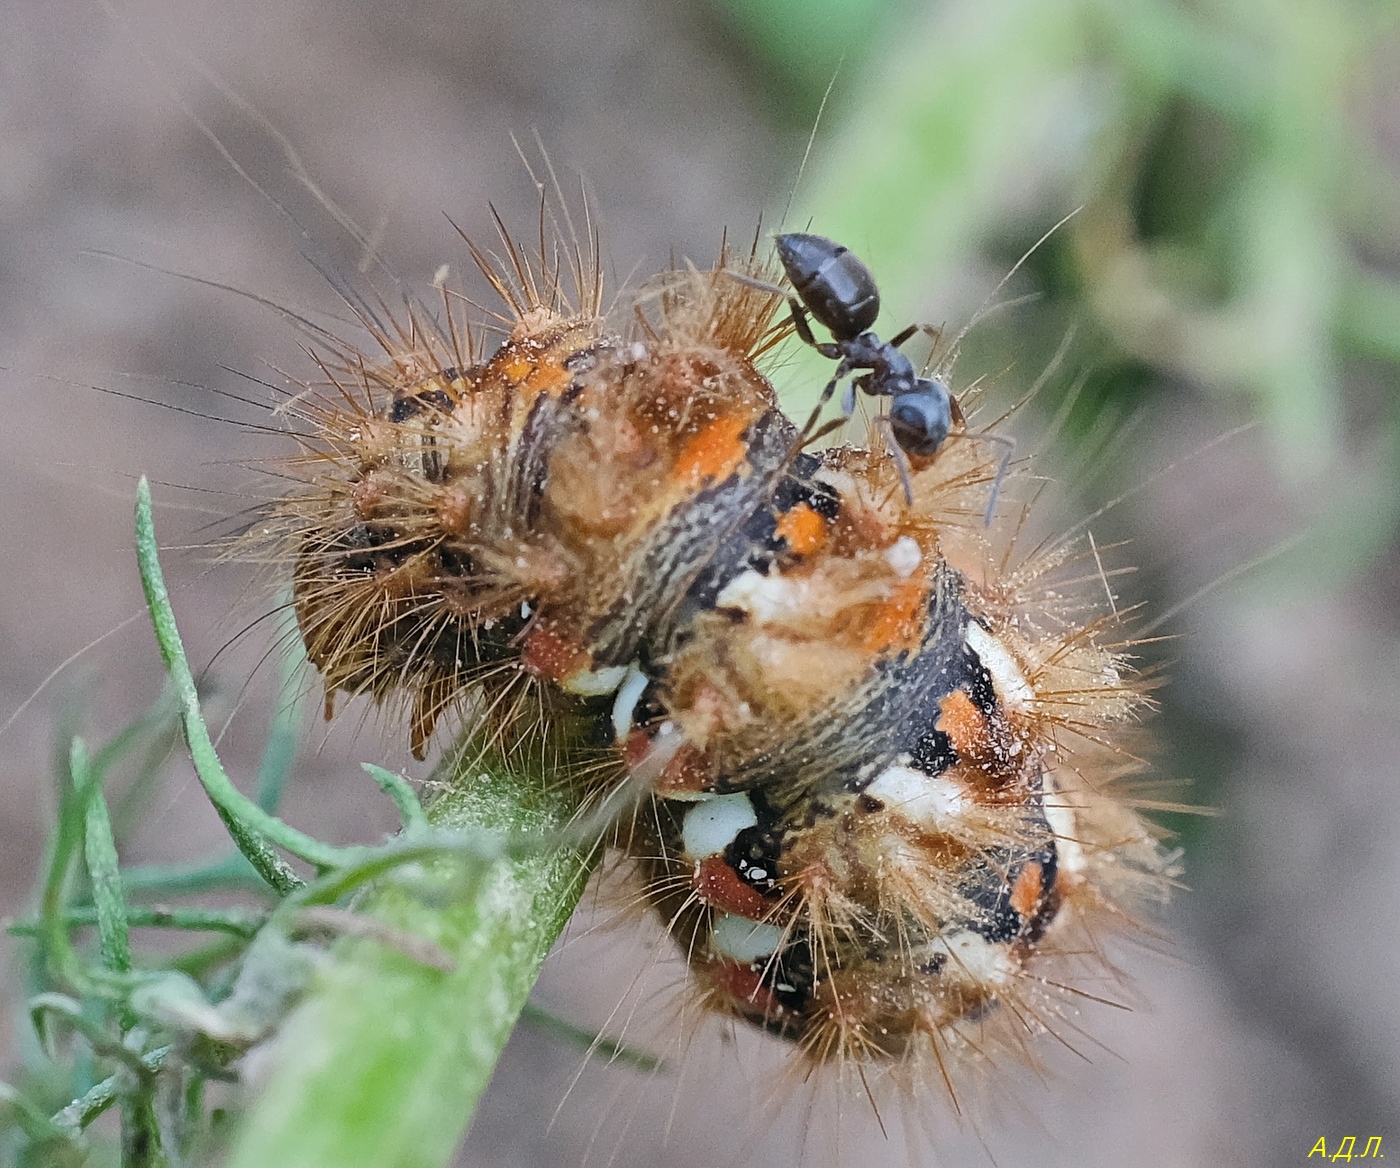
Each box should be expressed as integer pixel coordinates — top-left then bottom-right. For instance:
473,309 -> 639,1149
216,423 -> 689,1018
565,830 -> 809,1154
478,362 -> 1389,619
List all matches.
775,232 -> 881,341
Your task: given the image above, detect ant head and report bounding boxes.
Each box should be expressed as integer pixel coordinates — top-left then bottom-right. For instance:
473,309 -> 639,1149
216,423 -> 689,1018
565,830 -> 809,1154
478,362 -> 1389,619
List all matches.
888,379 -> 952,457
776,233 -> 881,342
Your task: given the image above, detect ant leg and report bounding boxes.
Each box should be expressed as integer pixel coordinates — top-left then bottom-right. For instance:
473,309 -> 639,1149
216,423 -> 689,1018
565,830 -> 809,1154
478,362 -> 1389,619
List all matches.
888,322 -> 943,351
796,415 -> 848,451
801,359 -> 853,440
891,322 -> 953,381
787,299 -> 820,348
873,415 -> 917,505
783,300 -> 840,357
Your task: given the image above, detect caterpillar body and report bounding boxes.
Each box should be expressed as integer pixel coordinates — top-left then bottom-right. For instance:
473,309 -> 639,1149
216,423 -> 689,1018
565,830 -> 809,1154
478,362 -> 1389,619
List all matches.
272,227 -> 1168,1080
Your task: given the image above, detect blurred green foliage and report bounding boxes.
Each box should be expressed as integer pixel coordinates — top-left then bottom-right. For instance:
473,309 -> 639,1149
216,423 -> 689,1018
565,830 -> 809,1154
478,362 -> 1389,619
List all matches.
721,0 -> 1400,584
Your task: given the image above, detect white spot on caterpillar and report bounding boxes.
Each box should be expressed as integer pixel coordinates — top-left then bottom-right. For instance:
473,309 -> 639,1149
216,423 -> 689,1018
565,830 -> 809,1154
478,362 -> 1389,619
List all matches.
930,930 -> 1014,985
1043,775 -> 1086,875
610,661 -> 650,742
711,913 -> 784,962
561,662 -> 628,697
715,568 -> 807,624
965,622 -> 1034,710
865,764 -> 970,829
682,793 -> 758,859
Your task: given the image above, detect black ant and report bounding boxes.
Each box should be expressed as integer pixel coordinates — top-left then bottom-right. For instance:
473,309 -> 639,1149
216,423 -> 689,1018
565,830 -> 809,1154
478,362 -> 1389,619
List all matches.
771,232 -> 1012,522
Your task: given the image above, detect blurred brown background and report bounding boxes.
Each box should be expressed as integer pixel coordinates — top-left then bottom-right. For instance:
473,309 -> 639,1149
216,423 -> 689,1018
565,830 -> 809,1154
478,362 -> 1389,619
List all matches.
3,0 -> 1399,1164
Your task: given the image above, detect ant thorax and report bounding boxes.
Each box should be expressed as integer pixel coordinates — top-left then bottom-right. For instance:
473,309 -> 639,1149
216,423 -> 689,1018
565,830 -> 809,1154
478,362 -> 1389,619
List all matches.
271,234 -> 1165,1082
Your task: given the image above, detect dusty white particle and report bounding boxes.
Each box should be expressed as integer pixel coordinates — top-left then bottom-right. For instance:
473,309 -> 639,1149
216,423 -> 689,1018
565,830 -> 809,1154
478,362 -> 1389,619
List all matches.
883,536 -> 923,578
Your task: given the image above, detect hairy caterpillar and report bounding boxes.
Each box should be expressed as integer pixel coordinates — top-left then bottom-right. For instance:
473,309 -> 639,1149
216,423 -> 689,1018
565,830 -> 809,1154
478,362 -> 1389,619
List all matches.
261,215 -> 1172,1089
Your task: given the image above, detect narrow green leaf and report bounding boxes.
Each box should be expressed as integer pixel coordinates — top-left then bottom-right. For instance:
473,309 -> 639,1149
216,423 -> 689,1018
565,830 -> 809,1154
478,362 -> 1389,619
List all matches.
28,993 -> 151,1076
362,763 -> 430,834
134,478 -> 338,888
39,746 -> 92,989
75,739 -> 132,979
119,853 -> 273,900
519,1002 -> 665,1073
49,1047 -> 170,1135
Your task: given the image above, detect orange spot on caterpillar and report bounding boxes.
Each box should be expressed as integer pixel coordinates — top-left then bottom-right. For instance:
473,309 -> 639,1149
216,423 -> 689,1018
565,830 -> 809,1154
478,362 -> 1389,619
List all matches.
670,411 -> 750,488
521,352 -> 574,397
935,685 -> 1024,784
651,743 -> 711,796
500,353 -> 534,382
860,577 -> 928,653
706,958 -> 786,1020
935,689 -> 988,758
622,729 -> 656,771
773,502 -> 828,556
1010,860 -> 1045,920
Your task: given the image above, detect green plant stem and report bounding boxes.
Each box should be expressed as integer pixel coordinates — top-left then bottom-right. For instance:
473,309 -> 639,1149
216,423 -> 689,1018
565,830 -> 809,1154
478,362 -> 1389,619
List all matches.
9,905 -> 270,940
223,761 -> 596,1168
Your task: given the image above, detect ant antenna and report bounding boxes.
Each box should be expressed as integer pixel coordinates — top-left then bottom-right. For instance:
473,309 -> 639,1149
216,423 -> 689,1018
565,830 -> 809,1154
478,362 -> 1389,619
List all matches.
941,430 -> 1015,525
873,416 -> 917,506
872,418 -> 1013,523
